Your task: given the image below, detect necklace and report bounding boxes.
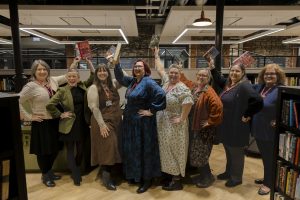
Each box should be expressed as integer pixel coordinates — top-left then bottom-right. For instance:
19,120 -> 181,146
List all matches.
260,86 -> 273,98
101,84 -> 112,107
165,84 -> 175,93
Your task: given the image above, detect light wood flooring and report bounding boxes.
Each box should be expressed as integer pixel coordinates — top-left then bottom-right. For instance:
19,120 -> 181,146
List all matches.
26,144 -> 270,200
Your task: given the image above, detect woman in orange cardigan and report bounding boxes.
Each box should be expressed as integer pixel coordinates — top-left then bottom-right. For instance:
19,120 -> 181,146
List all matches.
181,68 -> 223,188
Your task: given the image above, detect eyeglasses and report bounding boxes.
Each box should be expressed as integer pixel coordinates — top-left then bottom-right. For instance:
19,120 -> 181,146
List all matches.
133,65 -> 144,69
197,74 -> 208,77
264,72 -> 277,76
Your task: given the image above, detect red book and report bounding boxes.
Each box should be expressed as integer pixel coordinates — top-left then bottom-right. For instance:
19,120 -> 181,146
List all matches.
232,51 -> 256,67
76,40 -> 92,59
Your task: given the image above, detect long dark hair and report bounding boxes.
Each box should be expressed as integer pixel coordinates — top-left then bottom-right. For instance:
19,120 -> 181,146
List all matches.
94,63 -> 116,94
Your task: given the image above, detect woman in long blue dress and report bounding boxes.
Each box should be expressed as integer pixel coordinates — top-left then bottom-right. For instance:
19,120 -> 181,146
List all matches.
114,60 -> 166,193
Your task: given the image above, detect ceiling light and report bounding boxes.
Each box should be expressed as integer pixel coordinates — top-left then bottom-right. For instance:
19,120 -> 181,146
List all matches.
282,36 -> 300,44
173,25 -> 285,44
0,38 -> 12,44
19,25 -> 129,44
192,6 -> 212,27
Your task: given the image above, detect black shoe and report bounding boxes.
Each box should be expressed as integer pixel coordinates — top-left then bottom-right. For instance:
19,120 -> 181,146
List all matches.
217,172 -> 229,180
136,180 -> 152,194
196,174 -> 215,188
71,167 -> 82,186
104,181 -> 117,191
42,174 -> 56,187
48,170 -> 62,181
254,178 -> 264,184
162,180 -> 183,191
225,179 -> 242,187
102,171 -> 117,191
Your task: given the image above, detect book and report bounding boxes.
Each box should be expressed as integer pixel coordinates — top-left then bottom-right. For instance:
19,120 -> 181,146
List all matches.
203,46 -> 220,63
1,160 -> 10,200
105,43 -> 122,63
76,40 -> 92,60
149,34 -> 160,49
174,49 -> 190,64
232,51 -> 256,67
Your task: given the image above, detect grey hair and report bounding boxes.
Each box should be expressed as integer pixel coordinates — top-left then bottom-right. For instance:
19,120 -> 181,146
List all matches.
30,59 -> 51,80
197,68 -> 212,82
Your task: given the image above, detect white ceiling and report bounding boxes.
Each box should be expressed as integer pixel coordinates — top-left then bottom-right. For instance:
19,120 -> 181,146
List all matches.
0,5 -> 300,45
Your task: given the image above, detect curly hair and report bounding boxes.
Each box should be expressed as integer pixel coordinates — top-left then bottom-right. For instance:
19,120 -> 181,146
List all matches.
257,63 -> 286,85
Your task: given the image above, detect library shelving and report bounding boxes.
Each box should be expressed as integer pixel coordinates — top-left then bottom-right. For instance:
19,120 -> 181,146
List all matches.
0,92 -> 27,200
272,86 -> 300,200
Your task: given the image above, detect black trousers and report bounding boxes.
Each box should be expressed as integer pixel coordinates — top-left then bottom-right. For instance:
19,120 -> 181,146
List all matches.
256,139 -> 274,188
223,144 -> 245,182
37,153 -> 58,174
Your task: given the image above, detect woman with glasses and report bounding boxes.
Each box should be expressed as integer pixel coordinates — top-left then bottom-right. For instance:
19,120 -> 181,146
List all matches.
154,47 -> 193,191
114,58 -> 166,193
251,64 -> 286,195
208,60 -> 263,187
180,68 -> 223,188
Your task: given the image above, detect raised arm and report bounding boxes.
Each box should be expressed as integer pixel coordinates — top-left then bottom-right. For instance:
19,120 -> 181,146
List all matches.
154,47 -> 166,79
83,58 -> 95,87
208,60 -> 227,89
114,63 -> 133,87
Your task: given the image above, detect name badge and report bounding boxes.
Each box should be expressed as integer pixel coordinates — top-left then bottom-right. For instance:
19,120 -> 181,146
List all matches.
106,100 -> 112,107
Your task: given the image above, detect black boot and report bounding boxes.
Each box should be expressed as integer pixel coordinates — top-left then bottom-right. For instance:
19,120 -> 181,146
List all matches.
136,180 -> 152,193
42,173 -> 56,187
196,173 -> 215,188
71,166 -> 82,186
102,171 -> 116,191
162,175 -> 183,191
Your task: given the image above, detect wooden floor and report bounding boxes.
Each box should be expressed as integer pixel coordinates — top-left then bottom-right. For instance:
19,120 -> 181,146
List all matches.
26,144 -> 270,200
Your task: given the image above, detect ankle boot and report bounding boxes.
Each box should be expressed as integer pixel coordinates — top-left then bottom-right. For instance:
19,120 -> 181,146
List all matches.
196,173 -> 215,188
71,166 -> 82,186
162,176 -> 183,191
102,171 -> 116,191
136,180 -> 152,193
42,173 -> 56,187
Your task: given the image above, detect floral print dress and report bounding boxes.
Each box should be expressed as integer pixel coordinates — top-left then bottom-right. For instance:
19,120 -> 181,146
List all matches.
157,74 -> 193,177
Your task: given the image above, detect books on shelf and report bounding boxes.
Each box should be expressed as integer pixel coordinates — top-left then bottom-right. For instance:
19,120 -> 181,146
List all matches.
1,159 -> 10,200
281,99 -> 300,129
203,46 -> 219,63
105,43 -> 122,63
232,51 -> 256,67
149,34 -> 160,49
76,40 -> 92,60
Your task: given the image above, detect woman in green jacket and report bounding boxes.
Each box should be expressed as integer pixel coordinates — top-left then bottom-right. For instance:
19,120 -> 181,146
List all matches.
46,57 -> 94,186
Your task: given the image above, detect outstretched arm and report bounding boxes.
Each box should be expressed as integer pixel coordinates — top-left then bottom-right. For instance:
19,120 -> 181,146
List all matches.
154,47 -> 166,78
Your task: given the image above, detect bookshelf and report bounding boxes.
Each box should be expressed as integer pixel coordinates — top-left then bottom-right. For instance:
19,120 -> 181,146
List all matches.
272,86 -> 300,200
0,93 -> 27,200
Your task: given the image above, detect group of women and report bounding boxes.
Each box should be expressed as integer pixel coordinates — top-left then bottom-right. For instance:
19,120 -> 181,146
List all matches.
18,48 -> 286,195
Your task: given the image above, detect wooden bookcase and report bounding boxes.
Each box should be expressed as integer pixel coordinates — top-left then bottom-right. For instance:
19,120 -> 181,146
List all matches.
271,86 -> 300,200
0,93 -> 27,199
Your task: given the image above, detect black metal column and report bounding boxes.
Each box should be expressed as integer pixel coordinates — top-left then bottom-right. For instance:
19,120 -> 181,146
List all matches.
215,0 -> 225,72
9,0 -> 27,92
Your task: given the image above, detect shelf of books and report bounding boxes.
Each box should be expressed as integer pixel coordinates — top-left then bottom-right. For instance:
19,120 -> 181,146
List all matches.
272,86 -> 300,200
0,93 -> 27,200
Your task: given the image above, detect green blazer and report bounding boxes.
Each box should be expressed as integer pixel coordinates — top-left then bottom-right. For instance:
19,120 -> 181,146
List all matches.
46,73 -> 94,134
